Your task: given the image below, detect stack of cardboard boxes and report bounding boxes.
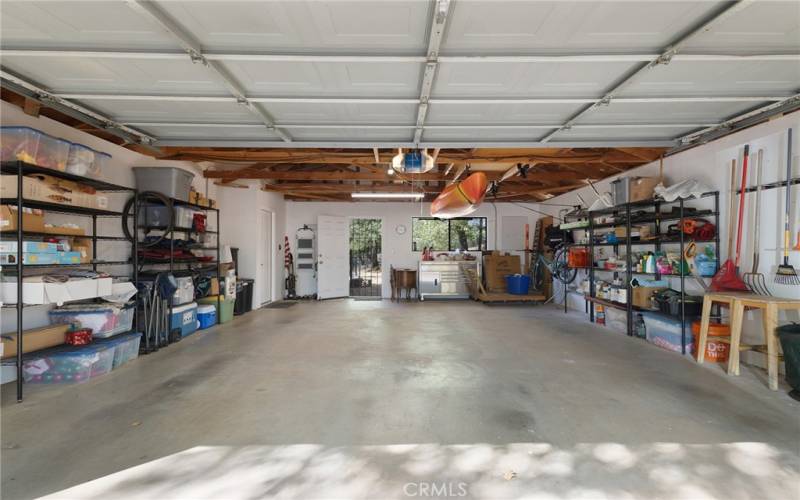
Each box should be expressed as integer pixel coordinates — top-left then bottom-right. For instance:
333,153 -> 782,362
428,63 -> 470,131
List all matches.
483,252 -> 521,293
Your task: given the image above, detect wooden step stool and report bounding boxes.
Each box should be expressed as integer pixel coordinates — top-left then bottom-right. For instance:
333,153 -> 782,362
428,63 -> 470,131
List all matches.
696,292 -> 800,390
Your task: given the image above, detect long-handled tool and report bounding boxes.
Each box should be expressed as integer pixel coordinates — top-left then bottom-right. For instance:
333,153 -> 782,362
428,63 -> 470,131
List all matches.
711,146 -> 750,291
744,149 -> 771,295
776,128 -> 800,285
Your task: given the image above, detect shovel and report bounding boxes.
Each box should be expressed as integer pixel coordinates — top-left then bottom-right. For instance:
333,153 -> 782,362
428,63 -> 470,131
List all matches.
743,149 -> 770,295
711,145 -> 749,291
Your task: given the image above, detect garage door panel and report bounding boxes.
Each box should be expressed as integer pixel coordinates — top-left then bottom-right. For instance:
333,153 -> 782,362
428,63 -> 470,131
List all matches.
434,61 -> 639,97
557,126 -> 696,141
158,0 -> 429,52
579,101 -> 765,125
287,128 -> 413,142
77,99 -> 256,123
227,60 -> 422,97
682,1 -> 800,53
620,60 -> 800,97
422,128 -> 541,142
442,1 -> 721,52
426,102 -> 583,124
137,124 -> 278,141
2,56 -> 228,96
0,0 -> 175,49
266,102 -> 417,124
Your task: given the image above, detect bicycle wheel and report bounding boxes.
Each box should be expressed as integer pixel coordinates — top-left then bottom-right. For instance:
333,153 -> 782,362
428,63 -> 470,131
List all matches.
121,191 -> 174,248
552,246 -> 578,284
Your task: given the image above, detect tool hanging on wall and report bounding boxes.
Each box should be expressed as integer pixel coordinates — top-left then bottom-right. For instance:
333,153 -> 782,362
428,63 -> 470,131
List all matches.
776,128 -> 800,285
744,149 -> 771,295
711,146 -> 749,291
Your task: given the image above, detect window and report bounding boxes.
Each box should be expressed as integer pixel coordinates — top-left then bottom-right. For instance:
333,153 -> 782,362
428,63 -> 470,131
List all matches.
412,217 -> 487,251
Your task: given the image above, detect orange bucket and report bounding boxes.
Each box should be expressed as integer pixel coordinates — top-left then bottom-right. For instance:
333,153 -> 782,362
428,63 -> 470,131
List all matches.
691,321 -> 730,363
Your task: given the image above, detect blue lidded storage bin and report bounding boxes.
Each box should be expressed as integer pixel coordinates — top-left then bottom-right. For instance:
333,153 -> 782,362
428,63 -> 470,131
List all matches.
171,302 -> 198,338
505,274 -> 530,295
197,304 -> 216,329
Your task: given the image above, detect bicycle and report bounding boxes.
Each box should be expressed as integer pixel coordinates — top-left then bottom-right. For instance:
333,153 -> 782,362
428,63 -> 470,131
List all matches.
530,244 -> 578,291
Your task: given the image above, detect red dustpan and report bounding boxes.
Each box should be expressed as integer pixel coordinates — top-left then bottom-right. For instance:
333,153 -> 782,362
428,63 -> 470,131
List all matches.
711,145 -> 749,291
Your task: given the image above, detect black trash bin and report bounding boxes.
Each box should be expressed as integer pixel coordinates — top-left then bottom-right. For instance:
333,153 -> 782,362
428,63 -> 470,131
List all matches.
234,278 -> 254,315
777,323 -> 800,401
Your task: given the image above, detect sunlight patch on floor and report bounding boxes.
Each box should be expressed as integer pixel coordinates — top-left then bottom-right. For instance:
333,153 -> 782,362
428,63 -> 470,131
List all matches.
38,442 -> 800,500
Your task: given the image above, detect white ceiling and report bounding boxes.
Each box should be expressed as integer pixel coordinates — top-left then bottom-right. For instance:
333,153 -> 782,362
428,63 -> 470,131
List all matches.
1,0 -> 798,148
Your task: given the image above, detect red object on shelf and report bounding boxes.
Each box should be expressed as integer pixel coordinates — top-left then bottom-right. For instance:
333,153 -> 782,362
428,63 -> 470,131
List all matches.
65,328 -> 93,346
568,247 -> 589,268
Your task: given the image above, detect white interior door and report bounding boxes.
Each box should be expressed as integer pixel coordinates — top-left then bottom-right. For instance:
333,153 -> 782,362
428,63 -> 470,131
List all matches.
317,215 -> 349,299
259,210 -> 272,305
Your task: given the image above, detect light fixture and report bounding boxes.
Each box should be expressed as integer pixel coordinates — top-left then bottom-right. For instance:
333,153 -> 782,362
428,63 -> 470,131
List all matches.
352,193 -> 424,199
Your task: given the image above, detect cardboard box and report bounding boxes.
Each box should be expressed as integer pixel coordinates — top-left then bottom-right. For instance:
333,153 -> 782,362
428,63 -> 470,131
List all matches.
632,286 -> 668,309
0,241 -> 63,253
209,277 -> 220,296
0,277 -> 112,305
198,195 -> 209,207
614,225 -> 651,239
1,324 -> 69,359
189,190 -> 200,204
71,237 -> 93,263
0,205 -> 46,233
43,225 -> 85,236
630,177 -> 660,203
1,175 -> 100,210
0,252 -> 61,265
483,252 -> 521,292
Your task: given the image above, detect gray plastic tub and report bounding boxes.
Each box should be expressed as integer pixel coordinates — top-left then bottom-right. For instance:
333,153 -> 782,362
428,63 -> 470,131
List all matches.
132,167 -> 195,201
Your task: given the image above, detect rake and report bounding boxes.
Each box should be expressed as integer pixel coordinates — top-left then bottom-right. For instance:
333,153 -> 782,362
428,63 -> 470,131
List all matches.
776,128 -> 800,286
743,149 -> 771,295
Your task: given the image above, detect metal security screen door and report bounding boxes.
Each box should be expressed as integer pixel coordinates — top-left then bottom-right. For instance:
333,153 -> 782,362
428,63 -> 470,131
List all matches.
349,219 -> 382,297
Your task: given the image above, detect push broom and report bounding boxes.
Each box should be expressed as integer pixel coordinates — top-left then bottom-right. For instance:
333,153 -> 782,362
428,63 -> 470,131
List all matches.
711,146 -> 749,291
776,128 -> 799,285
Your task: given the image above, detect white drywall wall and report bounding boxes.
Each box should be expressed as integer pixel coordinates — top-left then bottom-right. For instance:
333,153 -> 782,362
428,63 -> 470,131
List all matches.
218,184 -> 286,306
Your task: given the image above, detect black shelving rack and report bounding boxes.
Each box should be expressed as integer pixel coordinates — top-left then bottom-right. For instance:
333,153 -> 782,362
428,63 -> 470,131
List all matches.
136,196 -> 221,344
0,161 -> 138,402
574,192 -> 720,353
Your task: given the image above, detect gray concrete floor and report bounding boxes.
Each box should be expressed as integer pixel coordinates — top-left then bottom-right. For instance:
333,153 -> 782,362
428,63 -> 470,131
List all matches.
2,300 -> 799,500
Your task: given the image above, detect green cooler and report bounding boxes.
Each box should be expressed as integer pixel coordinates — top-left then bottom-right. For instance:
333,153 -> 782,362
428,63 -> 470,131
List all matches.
198,295 -> 234,324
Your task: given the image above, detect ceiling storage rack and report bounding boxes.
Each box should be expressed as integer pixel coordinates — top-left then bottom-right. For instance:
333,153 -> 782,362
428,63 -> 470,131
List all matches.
0,160 -> 139,402
570,192 -> 720,353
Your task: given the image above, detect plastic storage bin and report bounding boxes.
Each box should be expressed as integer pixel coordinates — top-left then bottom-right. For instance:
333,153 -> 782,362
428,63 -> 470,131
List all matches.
171,302 -> 198,338
642,312 -> 692,353
198,295 -> 234,324
505,274 -> 530,295
132,167 -> 195,202
66,142 -> 100,176
22,343 -> 114,384
49,303 -> 134,338
172,276 -> 195,306
96,332 -> 142,369
197,304 -> 217,329
0,126 -> 70,170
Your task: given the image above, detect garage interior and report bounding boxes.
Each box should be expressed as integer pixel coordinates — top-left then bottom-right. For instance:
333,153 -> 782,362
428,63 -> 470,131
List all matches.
0,1 -> 799,499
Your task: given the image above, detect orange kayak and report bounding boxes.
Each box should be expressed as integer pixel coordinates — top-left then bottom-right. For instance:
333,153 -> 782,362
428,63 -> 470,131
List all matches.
430,172 -> 488,218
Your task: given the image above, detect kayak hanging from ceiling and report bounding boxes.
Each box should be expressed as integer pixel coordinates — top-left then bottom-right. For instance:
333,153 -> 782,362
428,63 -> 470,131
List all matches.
430,172 -> 488,219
